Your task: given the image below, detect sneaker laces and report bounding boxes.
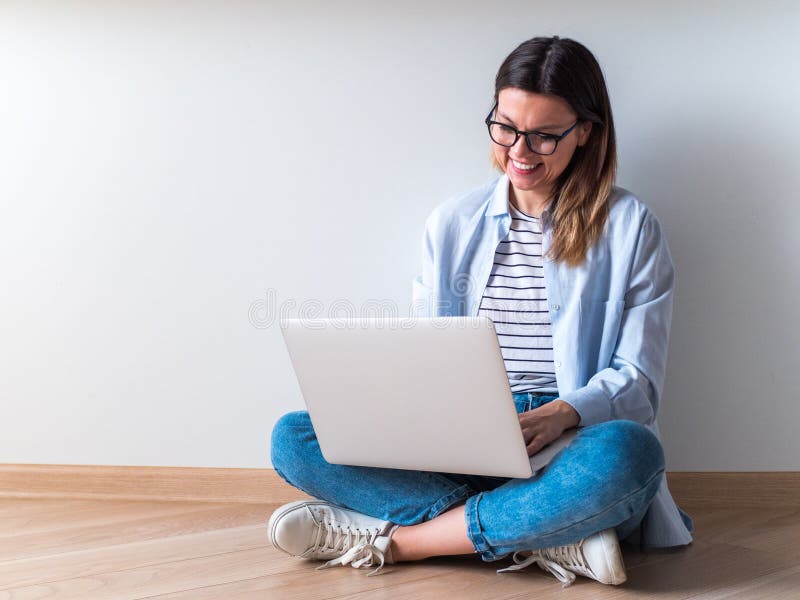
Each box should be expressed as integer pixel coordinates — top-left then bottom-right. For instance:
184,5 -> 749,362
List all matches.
496,547 -> 579,588
317,541 -> 387,576
542,542 -> 592,574
308,519 -> 388,576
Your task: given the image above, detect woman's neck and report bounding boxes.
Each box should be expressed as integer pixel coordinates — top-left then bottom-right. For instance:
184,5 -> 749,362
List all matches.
509,186 -> 552,218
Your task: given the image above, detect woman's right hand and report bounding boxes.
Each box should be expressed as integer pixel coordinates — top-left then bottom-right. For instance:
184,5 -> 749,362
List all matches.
518,399 -> 579,456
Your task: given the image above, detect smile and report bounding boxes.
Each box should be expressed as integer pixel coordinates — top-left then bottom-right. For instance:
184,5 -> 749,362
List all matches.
510,159 -> 542,173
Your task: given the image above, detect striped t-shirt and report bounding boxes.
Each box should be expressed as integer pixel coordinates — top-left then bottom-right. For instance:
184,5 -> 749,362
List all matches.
477,202 -> 558,394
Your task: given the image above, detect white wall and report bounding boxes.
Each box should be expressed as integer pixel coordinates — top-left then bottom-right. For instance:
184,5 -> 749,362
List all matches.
1,1 -> 797,470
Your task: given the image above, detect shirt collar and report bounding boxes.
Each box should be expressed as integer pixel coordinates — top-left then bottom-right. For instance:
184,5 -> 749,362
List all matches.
486,173 -> 510,216
485,173 -> 555,227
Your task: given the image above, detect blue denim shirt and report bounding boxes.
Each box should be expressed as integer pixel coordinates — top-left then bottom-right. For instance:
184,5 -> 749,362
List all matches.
411,173 -> 693,548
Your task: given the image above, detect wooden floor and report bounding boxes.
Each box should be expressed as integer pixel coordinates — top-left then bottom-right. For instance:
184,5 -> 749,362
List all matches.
0,498 -> 799,599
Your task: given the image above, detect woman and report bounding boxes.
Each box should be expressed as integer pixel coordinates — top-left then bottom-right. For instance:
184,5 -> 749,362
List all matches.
268,36 -> 694,588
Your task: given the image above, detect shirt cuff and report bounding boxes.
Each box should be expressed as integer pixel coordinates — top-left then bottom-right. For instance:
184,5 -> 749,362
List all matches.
559,385 -> 612,427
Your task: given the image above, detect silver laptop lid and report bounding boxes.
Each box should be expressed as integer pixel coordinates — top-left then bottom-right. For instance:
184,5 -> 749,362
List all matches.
279,316 -> 533,478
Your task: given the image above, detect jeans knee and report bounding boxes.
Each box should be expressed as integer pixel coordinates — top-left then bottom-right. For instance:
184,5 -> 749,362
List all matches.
269,410 -> 314,475
590,420 -> 665,486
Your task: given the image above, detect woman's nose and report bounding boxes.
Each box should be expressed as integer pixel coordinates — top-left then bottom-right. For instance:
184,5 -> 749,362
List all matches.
509,135 -> 532,158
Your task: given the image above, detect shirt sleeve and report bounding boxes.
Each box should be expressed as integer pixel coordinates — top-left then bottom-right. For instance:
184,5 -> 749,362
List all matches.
411,214 -> 436,318
559,209 -> 675,427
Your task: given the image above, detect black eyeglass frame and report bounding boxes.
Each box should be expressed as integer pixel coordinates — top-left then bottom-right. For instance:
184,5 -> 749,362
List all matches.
484,102 -> 582,156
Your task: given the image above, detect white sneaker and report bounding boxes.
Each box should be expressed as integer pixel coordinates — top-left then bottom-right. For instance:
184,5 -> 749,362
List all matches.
497,528 -> 627,587
267,499 -> 398,577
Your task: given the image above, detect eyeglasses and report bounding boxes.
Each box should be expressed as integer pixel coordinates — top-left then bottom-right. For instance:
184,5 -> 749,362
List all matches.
485,102 -> 581,156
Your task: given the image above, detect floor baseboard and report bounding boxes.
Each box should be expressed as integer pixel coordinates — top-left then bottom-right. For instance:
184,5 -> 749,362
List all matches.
0,464 -> 304,505
1,464 -> 798,508
665,471 -> 800,509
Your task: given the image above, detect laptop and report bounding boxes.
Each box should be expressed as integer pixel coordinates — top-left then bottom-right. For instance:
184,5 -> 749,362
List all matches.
279,316 -> 577,479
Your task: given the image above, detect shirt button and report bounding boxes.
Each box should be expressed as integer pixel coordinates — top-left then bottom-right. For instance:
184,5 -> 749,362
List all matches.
551,304 -> 560,310
555,360 -> 562,368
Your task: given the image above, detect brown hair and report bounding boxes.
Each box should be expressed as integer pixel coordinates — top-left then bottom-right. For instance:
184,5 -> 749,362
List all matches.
490,36 -> 617,266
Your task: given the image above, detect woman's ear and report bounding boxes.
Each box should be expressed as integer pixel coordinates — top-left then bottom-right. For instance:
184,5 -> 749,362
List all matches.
577,121 -> 593,147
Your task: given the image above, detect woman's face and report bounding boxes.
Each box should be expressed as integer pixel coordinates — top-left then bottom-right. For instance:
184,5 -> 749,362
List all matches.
491,87 -> 592,202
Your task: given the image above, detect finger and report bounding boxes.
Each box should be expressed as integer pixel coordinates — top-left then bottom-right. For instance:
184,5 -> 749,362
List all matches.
526,438 -> 545,456
520,426 -> 539,446
521,423 -> 544,437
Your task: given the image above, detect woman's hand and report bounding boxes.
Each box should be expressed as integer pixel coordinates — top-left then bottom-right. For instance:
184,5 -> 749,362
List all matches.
519,399 -> 580,456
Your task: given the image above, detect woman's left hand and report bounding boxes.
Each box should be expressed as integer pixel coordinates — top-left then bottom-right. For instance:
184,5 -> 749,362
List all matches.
519,399 -> 581,456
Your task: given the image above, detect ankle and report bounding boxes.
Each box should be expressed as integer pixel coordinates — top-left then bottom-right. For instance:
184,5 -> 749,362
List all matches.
389,525 -> 424,563
384,524 -> 400,563
389,526 -> 407,562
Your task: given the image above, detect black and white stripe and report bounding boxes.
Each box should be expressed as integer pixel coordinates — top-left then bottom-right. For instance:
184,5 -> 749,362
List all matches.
478,203 -> 558,394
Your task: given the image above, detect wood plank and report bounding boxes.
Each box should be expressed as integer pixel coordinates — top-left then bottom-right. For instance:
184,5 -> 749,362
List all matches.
328,561 -> 620,600
686,564 -> 800,600
700,507 -> 800,561
617,540 -> 796,599
0,499 -> 220,538
0,523 -> 268,589
1,547 -> 481,600
181,553 -> 644,600
0,546 -> 272,600
0,503 -> 272,562
134,556 -> 467,600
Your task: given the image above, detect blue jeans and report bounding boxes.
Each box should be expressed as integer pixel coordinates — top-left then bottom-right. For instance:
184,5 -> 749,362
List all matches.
270,392 -> 665,562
